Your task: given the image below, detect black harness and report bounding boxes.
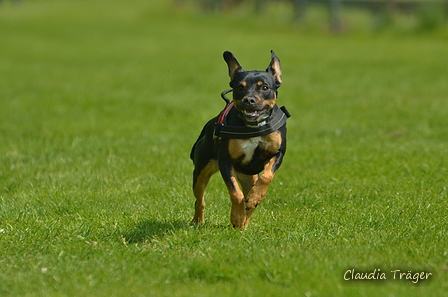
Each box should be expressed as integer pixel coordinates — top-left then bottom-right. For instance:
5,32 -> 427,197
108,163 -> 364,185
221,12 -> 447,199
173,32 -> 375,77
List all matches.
214,89 -> 291,140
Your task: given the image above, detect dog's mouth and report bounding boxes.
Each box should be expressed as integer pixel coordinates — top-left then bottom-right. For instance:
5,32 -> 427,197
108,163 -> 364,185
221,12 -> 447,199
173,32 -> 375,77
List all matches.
242,108 -> 267,119
239,107 -> 271,124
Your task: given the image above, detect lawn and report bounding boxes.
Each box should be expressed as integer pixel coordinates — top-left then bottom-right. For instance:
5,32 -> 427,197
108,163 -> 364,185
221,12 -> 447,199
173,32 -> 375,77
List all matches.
0,0 -> 447,296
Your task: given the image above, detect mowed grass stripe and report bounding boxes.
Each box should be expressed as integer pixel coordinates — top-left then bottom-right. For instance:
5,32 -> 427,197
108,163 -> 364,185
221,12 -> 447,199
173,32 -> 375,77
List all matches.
0,0 -> 447,296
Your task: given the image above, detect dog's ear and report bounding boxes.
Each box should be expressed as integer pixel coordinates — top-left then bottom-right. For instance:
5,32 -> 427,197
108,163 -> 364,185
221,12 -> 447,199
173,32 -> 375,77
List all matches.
266,50 -> 282,88
223,51 -> 244,79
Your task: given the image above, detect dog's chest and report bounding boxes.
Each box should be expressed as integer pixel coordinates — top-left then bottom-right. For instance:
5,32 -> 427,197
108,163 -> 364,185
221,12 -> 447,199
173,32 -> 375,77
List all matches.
240,137 -> 263,164
228,132 -> 281,165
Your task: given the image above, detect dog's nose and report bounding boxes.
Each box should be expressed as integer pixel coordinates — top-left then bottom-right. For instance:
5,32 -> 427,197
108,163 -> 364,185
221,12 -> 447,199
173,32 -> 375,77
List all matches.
243,97 -> 256,105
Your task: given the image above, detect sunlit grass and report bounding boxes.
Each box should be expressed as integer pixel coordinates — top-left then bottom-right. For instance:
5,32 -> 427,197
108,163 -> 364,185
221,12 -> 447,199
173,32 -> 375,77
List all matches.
0,0 -> 447,296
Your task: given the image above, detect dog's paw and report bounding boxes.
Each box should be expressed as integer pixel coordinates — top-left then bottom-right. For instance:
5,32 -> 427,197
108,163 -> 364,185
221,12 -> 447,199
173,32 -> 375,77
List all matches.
230,209 -> 249,229
245,200 -> 259,210
232,218 -> 249,229
231,215 -> 247,229
192,216 -> 205,224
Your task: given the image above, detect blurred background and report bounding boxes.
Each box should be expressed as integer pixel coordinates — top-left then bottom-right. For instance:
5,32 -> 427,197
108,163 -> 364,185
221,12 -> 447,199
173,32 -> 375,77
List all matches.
1,0 -> 447,176
1,2 -> 447,294
1,0 -> 447,174
174,0 -> 448,33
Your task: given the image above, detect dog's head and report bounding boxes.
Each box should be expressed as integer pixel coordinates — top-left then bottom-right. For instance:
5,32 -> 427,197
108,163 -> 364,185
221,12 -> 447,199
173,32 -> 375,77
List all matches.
224,50 -> 282,125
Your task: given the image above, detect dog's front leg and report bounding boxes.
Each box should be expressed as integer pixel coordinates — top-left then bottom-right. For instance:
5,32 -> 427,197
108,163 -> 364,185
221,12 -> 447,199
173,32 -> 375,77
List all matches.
219,161 -> 248,228
245,154 -> 283,219
236,172 -> 258,226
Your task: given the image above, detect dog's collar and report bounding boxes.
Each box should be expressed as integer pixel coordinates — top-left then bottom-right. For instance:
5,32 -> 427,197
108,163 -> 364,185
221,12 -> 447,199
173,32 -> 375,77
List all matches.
214,102 -> 291,139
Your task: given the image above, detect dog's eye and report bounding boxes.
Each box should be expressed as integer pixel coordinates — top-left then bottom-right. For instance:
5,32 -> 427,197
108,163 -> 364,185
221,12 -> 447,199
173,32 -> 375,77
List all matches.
261,85 -> 269,91
237,85 -> 245,91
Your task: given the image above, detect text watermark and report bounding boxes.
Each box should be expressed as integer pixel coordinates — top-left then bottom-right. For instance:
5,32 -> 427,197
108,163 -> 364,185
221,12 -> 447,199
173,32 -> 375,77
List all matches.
343,269 -> 432,284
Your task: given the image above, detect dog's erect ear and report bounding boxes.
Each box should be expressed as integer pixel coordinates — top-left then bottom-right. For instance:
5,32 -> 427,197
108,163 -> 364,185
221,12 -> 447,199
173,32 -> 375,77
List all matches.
223,51 -> 244,79
266,50 -> 282,88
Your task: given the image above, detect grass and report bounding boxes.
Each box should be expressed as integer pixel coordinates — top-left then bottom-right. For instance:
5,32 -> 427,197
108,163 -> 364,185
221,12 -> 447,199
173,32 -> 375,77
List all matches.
0,0 -> 447,296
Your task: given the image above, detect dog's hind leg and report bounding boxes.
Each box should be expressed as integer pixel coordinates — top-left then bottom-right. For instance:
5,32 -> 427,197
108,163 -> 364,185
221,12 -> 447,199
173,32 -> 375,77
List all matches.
192,160 -> 218,224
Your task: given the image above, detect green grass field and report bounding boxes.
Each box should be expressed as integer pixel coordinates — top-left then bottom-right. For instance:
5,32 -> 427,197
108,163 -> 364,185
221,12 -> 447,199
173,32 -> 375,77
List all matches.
0,0 -> 447,296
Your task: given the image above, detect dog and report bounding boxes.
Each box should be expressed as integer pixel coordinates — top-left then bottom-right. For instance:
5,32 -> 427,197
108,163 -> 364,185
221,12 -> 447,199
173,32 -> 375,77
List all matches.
190,51 -> 290,228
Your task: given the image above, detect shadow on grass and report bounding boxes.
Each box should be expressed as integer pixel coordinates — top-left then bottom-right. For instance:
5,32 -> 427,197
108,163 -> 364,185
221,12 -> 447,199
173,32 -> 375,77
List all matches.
123,220 -> 189,243
123,219 -> 231,244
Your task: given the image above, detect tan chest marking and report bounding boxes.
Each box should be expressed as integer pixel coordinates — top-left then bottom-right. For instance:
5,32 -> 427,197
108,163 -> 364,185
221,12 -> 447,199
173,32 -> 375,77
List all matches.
228,131 -> 281,164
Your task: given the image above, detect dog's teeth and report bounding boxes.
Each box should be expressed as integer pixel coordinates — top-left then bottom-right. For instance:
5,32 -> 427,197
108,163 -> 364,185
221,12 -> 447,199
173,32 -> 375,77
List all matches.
245,110 -> 258,116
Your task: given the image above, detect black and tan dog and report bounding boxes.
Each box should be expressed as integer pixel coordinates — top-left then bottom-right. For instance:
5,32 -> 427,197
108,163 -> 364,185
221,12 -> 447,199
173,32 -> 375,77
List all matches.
190,51 -> 290,228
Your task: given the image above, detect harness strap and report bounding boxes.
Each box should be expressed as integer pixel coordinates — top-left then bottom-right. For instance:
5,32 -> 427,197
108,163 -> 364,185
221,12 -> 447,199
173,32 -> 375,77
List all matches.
217,102 -> 234,125
214,103 -> 290,139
